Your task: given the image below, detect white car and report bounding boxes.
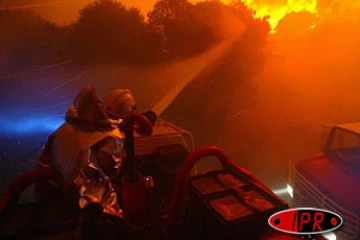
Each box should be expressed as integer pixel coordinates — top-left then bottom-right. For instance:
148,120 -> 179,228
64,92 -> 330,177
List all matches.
288,122 -> 360,240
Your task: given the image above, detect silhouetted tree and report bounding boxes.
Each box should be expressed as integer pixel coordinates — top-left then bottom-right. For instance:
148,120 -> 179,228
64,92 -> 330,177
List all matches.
68,0 -> 147,63
147,0 -> 270,59
148,0 -> 193,34
147,0 -> 195,57
0,10 -> 63,71
1,0 -> 271,68
230,1 -> 270,44
147,0 -> 222,58
161,1 -> 271,148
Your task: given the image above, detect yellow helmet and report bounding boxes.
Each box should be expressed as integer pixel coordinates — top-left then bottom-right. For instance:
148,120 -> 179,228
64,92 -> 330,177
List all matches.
103,89 -> 136,119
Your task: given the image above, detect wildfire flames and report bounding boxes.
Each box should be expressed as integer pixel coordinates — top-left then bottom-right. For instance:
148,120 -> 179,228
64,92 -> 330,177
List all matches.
191,0 -> 320,34
232,0 -> 318,33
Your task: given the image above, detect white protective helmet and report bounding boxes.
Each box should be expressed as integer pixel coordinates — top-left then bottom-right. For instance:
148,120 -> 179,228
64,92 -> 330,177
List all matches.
103,89 -> 136,119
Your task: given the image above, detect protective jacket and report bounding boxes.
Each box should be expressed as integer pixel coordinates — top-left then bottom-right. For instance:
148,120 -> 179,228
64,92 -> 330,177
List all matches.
37,85 -> 124,217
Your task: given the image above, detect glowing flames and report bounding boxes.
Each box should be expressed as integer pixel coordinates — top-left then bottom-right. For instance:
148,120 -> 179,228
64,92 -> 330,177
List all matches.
237,0 -> 318,33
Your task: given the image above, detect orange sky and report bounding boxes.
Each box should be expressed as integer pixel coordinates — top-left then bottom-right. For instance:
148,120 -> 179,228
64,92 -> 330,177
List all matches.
0,0 -> 158,25
123,0 -> 156,13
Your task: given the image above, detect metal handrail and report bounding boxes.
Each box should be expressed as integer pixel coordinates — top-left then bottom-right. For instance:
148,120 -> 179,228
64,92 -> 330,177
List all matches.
288,161 -> 360,239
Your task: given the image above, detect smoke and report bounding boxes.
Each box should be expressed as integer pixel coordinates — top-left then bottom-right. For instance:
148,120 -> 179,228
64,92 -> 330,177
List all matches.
229,1 -> 360,188
152,13 -> 247,116
0,11 -> 247,137
150,39 -> 238,116
264,3 -> 360,126
184,0 -> 360,190
2,115 -> 64,134
2,0 -> 359,192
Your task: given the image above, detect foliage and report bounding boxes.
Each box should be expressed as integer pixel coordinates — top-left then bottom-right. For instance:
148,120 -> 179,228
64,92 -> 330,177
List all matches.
0,10 -> 64,70
147,0 -> 270,58
1,0 -> 271,68
148,0 -> 220,58
67,0 -> 146,62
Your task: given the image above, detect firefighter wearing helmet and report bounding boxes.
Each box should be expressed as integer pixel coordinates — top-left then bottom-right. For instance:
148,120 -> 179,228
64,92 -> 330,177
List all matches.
36,86 -> 156,220
36,85 -> 125,217
103,89 -> 136,119
103,88 -> 157,125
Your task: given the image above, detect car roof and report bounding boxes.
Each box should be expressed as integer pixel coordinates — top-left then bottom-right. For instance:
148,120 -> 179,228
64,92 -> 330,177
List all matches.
329,122 -> 360,135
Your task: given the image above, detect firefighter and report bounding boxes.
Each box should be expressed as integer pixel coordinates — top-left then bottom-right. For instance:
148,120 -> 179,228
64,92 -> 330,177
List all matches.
102,89 -> 157,179
103,88 -> 157,128
37,86 -> 156,214
31,86 -> 157,239
37,85 -> 125,218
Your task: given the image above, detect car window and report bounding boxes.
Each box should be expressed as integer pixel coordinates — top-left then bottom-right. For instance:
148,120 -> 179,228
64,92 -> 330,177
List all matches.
330,128 -> 360,150
330,129 -> 360,165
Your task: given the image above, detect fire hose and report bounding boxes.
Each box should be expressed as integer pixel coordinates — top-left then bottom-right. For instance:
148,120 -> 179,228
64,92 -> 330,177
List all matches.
0,167 -> 60,220
121,112 -> 154,181
120,112 -> 156,219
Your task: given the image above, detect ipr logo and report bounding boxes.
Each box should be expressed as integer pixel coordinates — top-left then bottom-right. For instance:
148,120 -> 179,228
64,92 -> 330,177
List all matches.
268,208 -> 342,235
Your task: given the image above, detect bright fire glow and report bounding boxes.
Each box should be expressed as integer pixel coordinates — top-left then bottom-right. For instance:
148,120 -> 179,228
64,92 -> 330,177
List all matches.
229,0 -> 318,33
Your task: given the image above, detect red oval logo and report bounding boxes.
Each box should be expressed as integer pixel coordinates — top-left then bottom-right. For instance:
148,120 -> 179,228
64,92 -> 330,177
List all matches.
268,208 -> 343,235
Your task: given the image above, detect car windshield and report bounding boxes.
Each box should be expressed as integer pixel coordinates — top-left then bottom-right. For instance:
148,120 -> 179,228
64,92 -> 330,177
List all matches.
329,128 -> 360,158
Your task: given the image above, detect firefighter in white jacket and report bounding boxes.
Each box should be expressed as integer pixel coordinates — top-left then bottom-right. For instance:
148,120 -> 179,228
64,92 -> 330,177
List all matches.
37,85 -> 143,218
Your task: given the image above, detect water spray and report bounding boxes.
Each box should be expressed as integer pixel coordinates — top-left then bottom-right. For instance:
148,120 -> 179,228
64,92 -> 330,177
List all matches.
150,13 -> 247,116
151,40 -> 242,116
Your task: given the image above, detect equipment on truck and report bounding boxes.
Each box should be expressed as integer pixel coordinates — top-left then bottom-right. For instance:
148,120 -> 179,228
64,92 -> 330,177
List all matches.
1,117 -> 327,239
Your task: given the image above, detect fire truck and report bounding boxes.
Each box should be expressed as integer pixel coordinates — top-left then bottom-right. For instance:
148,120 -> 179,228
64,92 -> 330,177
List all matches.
288,122 -> 360,240
0,117 -> 327,239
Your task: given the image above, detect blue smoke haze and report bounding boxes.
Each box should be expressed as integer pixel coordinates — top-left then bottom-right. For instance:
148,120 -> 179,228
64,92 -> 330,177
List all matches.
0,114 -> 64,135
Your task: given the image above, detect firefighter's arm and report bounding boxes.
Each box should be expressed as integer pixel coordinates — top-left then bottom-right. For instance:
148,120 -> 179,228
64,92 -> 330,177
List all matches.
91,136 -> 123,178
74,162 -> 123,218
142,110 -> 157,125
130,111 -> 157,136
73,138 -> 124,218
